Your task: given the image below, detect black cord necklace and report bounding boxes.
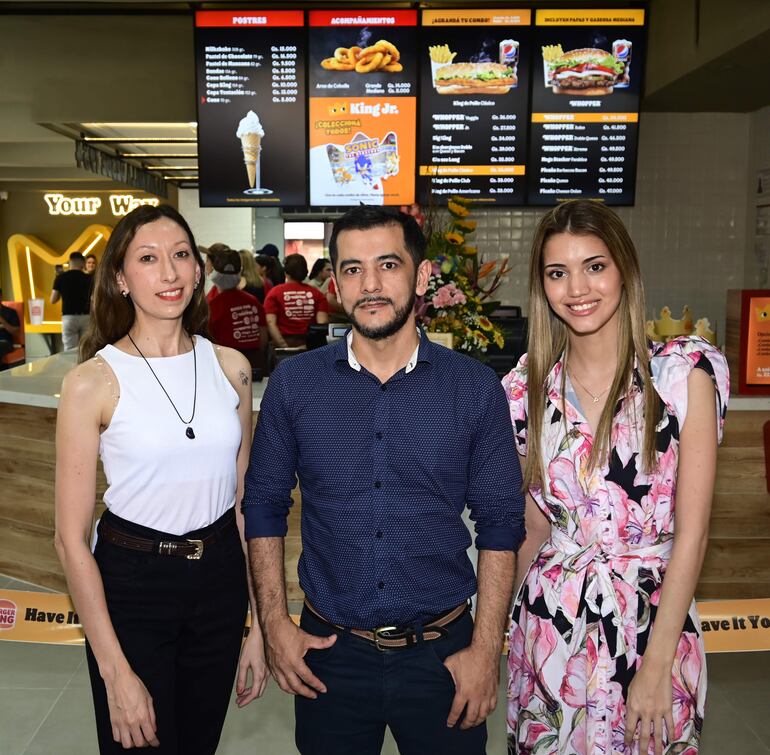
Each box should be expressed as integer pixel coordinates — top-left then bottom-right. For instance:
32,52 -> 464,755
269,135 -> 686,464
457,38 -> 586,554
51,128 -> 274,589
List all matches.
126,331 -> 197,439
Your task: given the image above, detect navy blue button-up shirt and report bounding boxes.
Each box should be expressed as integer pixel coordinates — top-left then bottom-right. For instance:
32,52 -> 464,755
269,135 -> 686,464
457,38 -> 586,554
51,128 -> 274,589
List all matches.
243,331 -> 525,628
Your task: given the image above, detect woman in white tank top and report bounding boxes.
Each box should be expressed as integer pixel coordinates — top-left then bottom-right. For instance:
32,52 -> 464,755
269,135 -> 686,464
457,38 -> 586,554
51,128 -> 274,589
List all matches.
55,205 -> 267,754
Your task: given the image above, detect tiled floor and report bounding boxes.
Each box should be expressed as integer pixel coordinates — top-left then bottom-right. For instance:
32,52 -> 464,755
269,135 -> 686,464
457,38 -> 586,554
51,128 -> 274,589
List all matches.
1,574 -> 769,754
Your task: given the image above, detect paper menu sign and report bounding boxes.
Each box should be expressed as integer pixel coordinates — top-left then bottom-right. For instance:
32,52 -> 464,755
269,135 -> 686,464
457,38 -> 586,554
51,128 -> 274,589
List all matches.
746,296 -> 770,385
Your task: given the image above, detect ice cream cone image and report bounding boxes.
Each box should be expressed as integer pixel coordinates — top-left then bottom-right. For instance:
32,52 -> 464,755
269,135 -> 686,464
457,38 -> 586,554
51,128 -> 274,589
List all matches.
236,111 -> 265,191
241,133 -> 261,188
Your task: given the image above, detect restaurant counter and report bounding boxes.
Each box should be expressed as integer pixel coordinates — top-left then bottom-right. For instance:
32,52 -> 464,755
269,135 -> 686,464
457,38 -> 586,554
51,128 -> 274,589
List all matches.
1,354 -> 768,600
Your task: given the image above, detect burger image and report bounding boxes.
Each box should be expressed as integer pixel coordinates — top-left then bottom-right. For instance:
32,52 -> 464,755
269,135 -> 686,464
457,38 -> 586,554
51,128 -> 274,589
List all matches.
549,48 -> 623,96
434,62 -> 517,95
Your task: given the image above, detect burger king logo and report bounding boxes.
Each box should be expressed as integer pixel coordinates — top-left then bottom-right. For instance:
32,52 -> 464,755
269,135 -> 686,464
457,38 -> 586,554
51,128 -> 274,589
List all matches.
0,598 -> 17,630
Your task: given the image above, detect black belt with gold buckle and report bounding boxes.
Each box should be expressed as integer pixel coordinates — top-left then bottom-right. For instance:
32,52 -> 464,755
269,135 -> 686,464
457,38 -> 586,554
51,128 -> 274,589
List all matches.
304,600 -> 470,651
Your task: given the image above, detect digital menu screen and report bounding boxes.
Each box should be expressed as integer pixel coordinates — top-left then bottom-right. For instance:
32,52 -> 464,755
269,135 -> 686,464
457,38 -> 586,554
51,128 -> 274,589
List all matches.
307,10 -> 418,207
526,9 -> 644,205
418,9 -> 532,206
194,11 -> 307,207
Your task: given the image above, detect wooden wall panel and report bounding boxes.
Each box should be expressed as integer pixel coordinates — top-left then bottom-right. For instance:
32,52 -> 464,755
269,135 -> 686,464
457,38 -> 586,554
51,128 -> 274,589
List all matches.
696,409 -> 770,599
2,402 -> 769,602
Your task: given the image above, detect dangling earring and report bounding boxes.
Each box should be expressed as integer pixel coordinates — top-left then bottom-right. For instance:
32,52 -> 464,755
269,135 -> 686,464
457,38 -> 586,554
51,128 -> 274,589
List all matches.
121,290 -> 129,298
194,279 -> 199,290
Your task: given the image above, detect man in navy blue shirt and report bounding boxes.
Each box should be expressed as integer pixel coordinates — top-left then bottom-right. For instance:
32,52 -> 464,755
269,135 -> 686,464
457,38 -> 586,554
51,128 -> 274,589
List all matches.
243,206 -> 525,754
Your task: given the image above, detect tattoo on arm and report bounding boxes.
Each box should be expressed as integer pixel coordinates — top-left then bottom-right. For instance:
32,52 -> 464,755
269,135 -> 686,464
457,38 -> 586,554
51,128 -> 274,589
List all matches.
239,370 -> 249,386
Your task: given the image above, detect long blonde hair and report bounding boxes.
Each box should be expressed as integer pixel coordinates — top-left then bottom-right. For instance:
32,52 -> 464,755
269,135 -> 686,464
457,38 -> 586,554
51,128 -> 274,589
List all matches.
524,200 -> 660,490
239,250 -> 264,290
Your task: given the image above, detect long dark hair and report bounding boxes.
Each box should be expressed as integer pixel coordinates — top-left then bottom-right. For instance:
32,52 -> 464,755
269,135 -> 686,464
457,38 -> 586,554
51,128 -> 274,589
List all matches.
255,254 -> 285,285
79,205 -> 208,362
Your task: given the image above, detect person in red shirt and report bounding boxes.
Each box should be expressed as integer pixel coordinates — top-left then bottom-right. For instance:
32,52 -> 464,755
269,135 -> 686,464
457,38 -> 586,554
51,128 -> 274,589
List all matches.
208,249 -> 268,368
263,254 -> 329,348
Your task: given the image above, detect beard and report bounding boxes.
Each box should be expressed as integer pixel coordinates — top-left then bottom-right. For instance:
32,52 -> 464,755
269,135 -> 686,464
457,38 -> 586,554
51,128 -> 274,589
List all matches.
344,289 -> 416,341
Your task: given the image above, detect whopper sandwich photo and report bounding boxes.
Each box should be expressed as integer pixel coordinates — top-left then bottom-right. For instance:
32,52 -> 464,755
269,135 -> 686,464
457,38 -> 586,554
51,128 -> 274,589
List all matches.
433,62 -> 517,95
548,48 -> 623,95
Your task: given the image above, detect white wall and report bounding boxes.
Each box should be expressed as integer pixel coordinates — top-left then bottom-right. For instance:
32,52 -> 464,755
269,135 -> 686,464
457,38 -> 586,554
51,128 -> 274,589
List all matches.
178,189 -> 253,251
746,106 -> 770,285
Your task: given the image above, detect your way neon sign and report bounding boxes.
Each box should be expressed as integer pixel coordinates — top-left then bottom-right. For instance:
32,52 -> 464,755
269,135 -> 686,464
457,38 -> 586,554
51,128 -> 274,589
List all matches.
44,194 -> 160,217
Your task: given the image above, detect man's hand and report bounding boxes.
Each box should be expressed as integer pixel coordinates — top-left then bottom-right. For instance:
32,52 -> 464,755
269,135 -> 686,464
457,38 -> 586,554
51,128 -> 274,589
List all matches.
264,616 -> 337,699
444,644 -> 500,730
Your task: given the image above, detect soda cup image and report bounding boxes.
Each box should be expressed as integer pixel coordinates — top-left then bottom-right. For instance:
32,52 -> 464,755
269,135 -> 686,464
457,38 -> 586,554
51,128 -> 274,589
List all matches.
28,298 -> 44,325
499,39 -> 519,85
612,39 -> 632,88
499,39 -> 519,68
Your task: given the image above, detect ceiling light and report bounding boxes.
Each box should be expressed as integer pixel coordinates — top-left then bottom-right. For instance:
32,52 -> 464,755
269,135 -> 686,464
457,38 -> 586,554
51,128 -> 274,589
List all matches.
145,166 -> 199,171
119,153 -> 198,159
83,137 -> 197,144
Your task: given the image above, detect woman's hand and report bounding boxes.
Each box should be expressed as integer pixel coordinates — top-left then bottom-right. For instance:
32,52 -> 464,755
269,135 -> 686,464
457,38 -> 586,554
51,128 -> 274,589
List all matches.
235,627 -> 269,707
624,656 -> 675,755
105,666 -> 159,749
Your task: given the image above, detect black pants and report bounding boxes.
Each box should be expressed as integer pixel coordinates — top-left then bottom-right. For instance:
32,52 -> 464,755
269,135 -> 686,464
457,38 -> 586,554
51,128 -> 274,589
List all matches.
86,508 -> 248,754
295,607 -> 487,755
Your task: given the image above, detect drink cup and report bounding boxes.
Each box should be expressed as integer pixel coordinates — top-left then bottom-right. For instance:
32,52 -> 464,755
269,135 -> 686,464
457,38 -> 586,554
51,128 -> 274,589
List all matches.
28,298 -> 44,325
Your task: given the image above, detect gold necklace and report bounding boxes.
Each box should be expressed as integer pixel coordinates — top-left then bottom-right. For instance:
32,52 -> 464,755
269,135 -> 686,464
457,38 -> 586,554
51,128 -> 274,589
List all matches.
568,369 -> 611,404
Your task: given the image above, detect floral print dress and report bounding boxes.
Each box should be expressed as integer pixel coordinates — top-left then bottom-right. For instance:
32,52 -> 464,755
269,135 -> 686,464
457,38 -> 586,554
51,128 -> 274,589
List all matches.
503,337 -> 729,755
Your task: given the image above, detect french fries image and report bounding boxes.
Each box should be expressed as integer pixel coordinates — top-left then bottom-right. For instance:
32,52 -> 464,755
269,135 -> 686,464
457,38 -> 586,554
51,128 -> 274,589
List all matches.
541,44 -> 564,86
321,39 -> 402,73
428,44 -> 457,64
541,44 -> 564,63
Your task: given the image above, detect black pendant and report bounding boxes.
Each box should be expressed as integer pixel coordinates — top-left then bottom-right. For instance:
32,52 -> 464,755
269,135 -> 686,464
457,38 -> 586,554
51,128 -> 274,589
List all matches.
186,427 -> 196,439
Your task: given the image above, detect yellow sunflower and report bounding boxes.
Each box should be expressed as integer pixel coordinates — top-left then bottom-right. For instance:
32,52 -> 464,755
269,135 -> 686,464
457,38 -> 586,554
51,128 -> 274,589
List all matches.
447,200 -> 470,218
478,316 -> 494,332
444,231 -> 464,245
462,245 -> 477,256
454,219 -> 476,232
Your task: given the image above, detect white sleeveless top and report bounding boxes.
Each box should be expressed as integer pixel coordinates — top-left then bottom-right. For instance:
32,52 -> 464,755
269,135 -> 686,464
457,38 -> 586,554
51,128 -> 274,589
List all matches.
97,336 -> 241,535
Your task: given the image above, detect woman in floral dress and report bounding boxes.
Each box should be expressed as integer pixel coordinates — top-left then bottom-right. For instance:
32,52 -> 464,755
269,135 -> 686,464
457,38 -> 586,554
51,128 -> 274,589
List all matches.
504,200 -> 728,755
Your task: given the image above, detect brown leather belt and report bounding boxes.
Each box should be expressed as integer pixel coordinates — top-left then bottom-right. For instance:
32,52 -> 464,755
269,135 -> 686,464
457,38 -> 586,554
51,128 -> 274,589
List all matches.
99,517 -> 233,560
304,599 -> 469,651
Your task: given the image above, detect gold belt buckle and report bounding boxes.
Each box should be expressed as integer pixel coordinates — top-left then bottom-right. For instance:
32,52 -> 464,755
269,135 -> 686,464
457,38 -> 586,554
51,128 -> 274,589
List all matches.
186,539 -> 204,560
373,625 -> 398,651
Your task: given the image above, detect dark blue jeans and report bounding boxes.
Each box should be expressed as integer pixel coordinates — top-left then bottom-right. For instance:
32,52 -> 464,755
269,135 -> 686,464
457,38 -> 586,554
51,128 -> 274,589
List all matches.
295,606 -> 487,755
86,508 -> 247,755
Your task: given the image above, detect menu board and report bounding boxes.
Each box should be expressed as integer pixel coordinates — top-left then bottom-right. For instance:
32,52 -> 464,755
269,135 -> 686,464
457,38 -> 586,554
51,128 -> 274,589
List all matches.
194,11 -> 307,207
307,10 -> 418,206
418,9 -> 532,206
526,9 -> 645,205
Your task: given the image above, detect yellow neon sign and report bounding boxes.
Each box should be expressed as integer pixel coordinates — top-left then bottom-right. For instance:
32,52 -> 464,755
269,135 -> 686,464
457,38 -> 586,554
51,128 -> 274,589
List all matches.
7,226 -> 112,333
43,193 -> 160,217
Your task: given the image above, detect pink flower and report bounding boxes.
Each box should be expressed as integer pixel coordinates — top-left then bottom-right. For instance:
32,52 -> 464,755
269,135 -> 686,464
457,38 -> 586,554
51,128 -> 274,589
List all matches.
671,632 -> 703,740
431,283 -> 466,309
560,648 -> 589,708
548,457 -> 600,522
521,720 -> 552,751
508,613 -> 559,712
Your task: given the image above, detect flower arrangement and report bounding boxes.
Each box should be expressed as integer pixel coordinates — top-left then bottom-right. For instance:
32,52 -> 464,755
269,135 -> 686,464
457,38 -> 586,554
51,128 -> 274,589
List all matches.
413,197 -> 510,355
